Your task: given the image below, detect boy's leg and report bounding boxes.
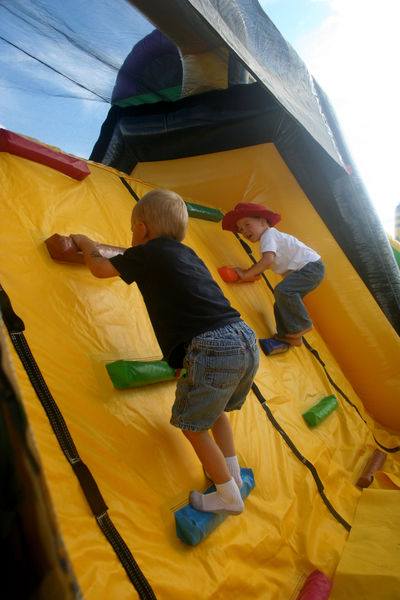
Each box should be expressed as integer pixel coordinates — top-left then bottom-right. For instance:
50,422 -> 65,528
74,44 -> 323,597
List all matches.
211,412 -> 235,457
274,279 -> 312,336
183,428 -> 243,514
183,428 -> 231,484
274,260 -> 324,336
211,413 -> 242,487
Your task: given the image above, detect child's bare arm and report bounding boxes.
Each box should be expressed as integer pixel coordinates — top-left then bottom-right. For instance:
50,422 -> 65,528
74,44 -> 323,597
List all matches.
235,251 -> 275,281
70,234 -> 121,278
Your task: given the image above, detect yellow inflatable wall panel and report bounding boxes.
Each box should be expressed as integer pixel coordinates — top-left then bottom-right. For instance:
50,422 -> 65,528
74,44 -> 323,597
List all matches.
331,489 -> 400,599
0,144 -> 399,599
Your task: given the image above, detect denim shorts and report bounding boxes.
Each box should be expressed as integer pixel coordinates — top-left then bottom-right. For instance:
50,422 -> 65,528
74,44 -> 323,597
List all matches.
170,320 -> 259,431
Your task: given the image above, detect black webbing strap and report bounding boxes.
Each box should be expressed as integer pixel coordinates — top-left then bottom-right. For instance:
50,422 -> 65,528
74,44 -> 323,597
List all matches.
120,176 -> 141,203
252,382 -> 351,532
233,233 -> 400,453
302,338 -> 400,453
0,342 -> 40,474
0,284 -> 157,600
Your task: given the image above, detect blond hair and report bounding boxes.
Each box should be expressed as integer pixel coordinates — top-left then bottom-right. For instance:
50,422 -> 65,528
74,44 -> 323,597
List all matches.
132,189 -> 188,241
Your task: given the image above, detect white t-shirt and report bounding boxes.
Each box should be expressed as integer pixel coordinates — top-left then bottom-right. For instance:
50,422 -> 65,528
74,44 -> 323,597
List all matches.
259,228 -> 320,274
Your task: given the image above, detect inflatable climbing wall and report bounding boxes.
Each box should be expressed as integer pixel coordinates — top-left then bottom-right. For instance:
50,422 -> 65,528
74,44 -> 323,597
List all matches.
1,133 -> 400,599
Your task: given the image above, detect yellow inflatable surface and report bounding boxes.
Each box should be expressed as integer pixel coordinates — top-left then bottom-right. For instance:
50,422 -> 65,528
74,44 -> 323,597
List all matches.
331,489 -> 400,599
1,141 -> 399,599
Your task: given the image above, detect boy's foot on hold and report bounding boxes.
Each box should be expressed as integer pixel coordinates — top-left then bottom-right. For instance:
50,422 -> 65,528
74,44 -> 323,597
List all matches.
285,326 -> 313,338
189,478 -> 244,515
273,334 -> 302,347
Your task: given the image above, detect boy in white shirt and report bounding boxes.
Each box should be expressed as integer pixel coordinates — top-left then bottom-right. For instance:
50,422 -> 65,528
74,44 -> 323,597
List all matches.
222,202 -> 325,346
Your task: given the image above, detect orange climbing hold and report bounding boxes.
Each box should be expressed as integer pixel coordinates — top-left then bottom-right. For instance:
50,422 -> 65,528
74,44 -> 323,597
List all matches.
218,266 -> 261,283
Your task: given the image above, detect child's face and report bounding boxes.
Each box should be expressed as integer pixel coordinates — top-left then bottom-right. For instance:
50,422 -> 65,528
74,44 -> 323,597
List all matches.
236,216 -> 268,242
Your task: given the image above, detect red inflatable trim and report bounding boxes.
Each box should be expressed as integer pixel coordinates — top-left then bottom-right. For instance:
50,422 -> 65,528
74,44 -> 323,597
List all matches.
296,570 -> 332,600
0,129 -> 90,180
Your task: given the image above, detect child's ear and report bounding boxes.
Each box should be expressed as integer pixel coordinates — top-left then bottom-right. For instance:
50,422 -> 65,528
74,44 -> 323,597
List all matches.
142,221 -> 158,241
138,221 -> 148,236
135,220 -> 151,240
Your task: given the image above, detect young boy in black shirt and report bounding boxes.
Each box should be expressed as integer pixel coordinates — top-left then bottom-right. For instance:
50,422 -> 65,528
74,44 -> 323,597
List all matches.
71,189 -> 259,515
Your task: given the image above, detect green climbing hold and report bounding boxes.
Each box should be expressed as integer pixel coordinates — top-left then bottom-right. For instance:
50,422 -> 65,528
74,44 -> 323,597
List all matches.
302,394 -> 338,427
106,359 -> 186,389
185,201 -> 223,222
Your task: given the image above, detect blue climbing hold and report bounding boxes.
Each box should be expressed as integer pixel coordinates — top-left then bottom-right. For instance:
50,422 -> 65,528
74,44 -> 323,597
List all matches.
259,337 -> 289,356
175,468 -> 255,545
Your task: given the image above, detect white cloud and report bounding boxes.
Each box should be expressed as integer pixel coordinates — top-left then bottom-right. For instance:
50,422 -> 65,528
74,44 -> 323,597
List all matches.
297,0 -> 400,233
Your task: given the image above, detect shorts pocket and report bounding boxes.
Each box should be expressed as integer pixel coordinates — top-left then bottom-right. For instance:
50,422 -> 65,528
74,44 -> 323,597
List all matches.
204,347 -> 244,389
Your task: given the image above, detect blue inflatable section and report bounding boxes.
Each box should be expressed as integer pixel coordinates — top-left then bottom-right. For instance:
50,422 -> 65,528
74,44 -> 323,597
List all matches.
175,468 -> 255,546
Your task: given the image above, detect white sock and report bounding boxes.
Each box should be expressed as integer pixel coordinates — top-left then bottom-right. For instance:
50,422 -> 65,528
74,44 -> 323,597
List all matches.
204,456 -> 243,488
190,478 -> 244,515
225,456 -> 243,488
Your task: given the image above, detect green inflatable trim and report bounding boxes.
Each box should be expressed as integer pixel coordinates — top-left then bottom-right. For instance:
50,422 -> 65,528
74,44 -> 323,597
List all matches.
391,245 -> 400,269
302,394 -> 338,427
106,359 -> 186,389
113,85 -> 182,107
185,202 -> 223,222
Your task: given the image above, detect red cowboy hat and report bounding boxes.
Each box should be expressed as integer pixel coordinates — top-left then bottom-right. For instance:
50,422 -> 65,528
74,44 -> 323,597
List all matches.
222,202 -> 281,232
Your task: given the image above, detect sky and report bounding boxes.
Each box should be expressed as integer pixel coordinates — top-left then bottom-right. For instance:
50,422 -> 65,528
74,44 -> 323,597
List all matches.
259,0 -> 400,235
1,0 -> 399,235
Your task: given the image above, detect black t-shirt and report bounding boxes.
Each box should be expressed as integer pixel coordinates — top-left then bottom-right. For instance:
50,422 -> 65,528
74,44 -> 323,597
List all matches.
110,237 -> 241,367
